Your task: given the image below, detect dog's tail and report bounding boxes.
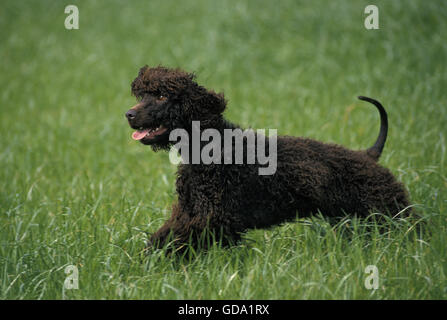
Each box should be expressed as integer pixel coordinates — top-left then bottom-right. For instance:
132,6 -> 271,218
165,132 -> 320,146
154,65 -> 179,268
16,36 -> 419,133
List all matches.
358,96 -> 388,161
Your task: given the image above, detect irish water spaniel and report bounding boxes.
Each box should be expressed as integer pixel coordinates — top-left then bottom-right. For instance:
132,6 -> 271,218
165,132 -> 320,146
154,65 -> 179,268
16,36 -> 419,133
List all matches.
125,65 -> 410,251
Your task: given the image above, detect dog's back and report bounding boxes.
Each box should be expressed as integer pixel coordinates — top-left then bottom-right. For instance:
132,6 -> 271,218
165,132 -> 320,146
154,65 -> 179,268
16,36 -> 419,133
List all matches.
274,136 -> 409,218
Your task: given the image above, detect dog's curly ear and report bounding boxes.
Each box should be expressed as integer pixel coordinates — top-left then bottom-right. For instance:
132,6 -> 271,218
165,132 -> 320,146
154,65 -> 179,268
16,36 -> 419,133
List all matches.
205,90 -> 226,114
180,79 -> 227,116
189,86 -> 226,115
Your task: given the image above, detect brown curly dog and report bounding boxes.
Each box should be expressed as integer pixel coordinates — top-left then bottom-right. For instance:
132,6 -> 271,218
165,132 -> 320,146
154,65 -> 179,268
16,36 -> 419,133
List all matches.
125,65 -> 410,251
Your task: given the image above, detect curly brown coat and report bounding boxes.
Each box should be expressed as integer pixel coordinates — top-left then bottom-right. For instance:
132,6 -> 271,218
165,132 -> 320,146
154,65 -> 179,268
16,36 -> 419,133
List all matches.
125,65 -> 410,251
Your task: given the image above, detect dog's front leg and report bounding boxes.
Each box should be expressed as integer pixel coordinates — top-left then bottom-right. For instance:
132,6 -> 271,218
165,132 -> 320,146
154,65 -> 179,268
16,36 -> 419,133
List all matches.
147,202 -> 242,252
146,203 -> 192,251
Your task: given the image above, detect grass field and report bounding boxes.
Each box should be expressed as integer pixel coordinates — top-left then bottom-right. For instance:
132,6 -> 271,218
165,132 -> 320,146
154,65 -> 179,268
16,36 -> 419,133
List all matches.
1,0 -> 446,299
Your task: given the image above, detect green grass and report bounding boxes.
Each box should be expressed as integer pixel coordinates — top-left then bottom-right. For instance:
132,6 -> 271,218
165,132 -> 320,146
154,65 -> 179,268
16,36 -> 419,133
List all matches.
1,0 -> 446,299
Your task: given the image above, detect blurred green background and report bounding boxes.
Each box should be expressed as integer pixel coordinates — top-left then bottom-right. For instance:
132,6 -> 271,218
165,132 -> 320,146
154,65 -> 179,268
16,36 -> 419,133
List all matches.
0,0 -> 446,299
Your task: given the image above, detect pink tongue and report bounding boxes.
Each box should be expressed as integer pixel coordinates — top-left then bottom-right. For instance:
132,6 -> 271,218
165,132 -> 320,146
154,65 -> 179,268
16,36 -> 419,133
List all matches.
132,129 -> 150,140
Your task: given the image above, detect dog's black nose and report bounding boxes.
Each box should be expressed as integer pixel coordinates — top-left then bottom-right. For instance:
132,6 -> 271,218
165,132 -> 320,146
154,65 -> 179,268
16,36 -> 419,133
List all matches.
125,109 -> 137,120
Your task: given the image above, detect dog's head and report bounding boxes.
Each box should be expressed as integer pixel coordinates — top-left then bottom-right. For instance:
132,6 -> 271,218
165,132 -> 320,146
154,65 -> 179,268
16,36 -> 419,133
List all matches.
125,65 -> 226,151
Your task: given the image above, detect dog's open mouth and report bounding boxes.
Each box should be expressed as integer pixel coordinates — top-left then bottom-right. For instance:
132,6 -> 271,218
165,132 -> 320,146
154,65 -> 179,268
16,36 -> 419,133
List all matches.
132,125 -> 168,140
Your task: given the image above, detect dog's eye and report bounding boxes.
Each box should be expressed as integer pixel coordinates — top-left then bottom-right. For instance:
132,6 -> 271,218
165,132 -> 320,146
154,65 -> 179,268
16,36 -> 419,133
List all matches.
158,95 -> 167,102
